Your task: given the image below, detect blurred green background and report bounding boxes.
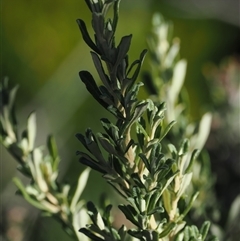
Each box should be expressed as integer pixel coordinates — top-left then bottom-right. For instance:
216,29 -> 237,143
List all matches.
1,0 -> 240,240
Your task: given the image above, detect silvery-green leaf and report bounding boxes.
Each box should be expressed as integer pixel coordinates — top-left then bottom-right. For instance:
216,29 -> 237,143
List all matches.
226,194 -> 240,233
172,221 -> 186,236
9,84 -> 19,111
147,206 -> 164,216
118,225 -> 127,240
70,168 -> 91,212
3,136 -> 13,146
43,161 -> 52,178
159,120 -> 176,142
33,148 -> 48,193
192,112 -> 212,150
129,101 -> 148,125
131,173 -> 146,190
3,107 -> 16,142
96,212 -> 105,230
200,221 -> 211,240
46,192 -> 58,205
98,134 -> 118,155
79,228 -> 103,241
169,60 -> 187,106
13,177 -> 46,210
49,172 -> 58,186
27,112 -> 36,151
176,232 -> 184,241
165,40 -> 180,68
26,185 -> 39,197
185,149 -> 200,173
159,172 -> 177,196
128,49 -> 147,85
159,222 -> 176,238
73,206 -> 90,241
177,172 -> 192,198
162,188 -> 172,215
168,143 -> 177,158
118,204 -> 140,228
139,153 -> 151,172
178,139 -> 189,156
47,136 -> 59,168
62,184 -> 70,197
41,200 -> 60,213
20,138 -> 29,156
183,226 -> 190,241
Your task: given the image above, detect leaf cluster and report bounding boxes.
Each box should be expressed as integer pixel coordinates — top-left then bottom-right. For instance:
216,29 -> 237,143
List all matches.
0,78 -> 90,241
75,1 -> 218,241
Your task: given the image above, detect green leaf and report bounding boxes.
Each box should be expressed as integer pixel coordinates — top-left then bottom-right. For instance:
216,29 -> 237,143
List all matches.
9,84 -> 19,112
147,191 -> 162,213
185,149 -> 200,173
92,13 -> 105,42
76,133 -> 89,150
139,153 -> 151,173
102,204 -> 113,226
113,35 -> 132,73
179,192 -> 199,220
169,60 -> 187,105
79,71 -> 109,109
91,51 -> 111,90
124,82 -> 144,108
131,173 -> 146,190
200,221 -> 210,240
87,201 -> 99,224
184,226 -> 190,241
13,177 -> 47,211
159,120 -> 176,142
126,49 -> 148,89
129,101 -> 148,125
84,0 -> 92,12
177,172 -> 193,198
101,118 -> 119,140
107,181 -> 127,199
118,204 -> 141,228
47,136 -> 58,161
77,151 -> 107,174
98,133 -> 118,155
8,143 -> 24,165
124,139 -> 135,154
168,144 -> 177,159
79,228 -> 104,241
178,139 -> 189,156
76,19 -> 100,54
70,168 -> 91,212
192,112 -> 212,150
77,129 -> 106,164
147,206 -> 164,216
118,225 -> 127,240
159,222 -> 176,238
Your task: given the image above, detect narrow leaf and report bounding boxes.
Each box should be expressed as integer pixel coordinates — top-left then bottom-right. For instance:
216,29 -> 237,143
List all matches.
79,228 -> 104,241
70,168 -> 91,212
79,71 -> 109,109
76,19 -> 100,54
159,120 -> 176,142
113,35 -> 132,72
